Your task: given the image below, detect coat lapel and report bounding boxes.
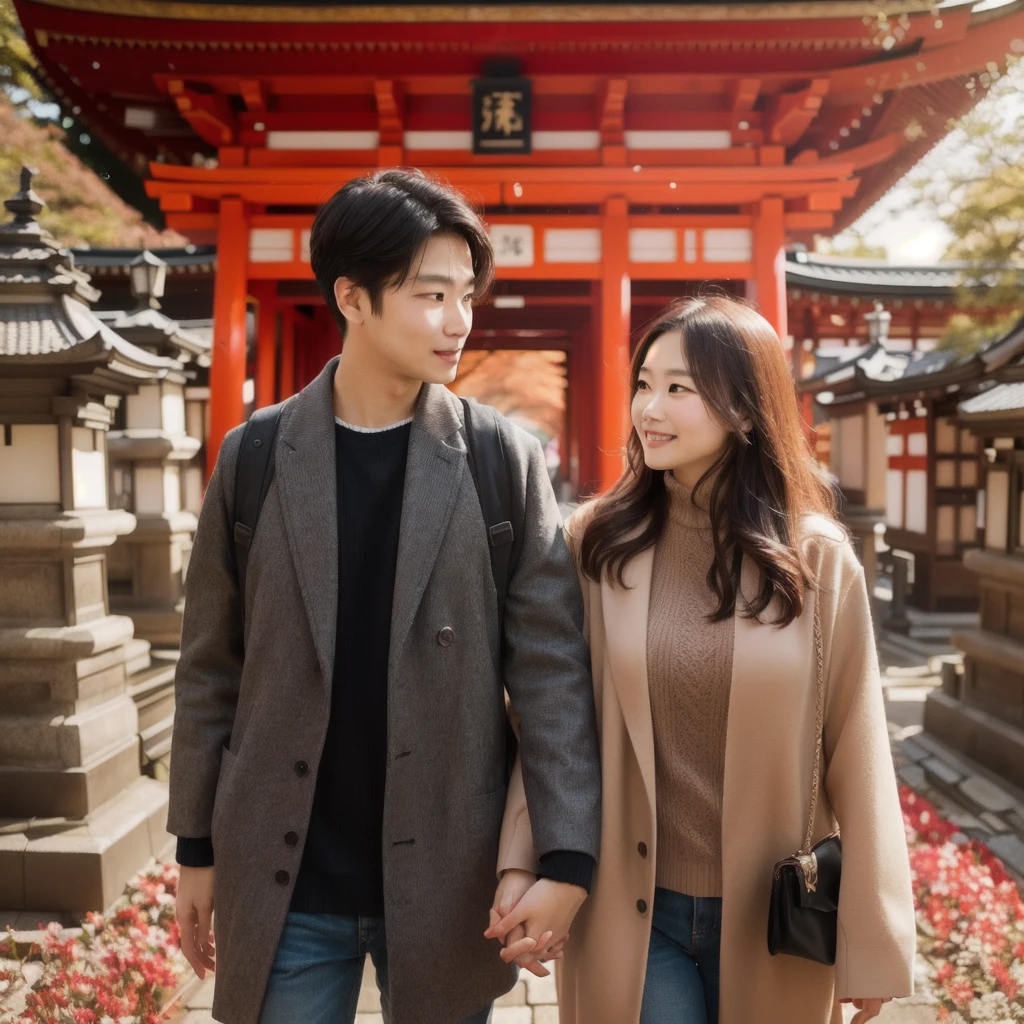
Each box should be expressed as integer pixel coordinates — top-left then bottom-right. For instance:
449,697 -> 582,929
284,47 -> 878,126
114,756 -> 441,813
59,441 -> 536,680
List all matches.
600,545 -> 656,816
276,357 -> 339,690
388,383 -> 467,664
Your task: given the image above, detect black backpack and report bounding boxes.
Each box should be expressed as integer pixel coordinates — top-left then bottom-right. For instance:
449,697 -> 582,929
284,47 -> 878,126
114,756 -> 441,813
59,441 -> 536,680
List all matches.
230,397 -> 524,768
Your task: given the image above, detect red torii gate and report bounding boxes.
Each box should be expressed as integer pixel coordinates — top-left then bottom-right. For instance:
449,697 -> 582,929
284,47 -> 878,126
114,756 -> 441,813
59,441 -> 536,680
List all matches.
16,0 -> 1024,490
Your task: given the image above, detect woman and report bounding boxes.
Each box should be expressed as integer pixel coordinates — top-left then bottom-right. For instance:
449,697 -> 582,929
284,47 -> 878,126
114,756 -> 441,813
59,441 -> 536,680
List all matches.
490,295 -> 916,1024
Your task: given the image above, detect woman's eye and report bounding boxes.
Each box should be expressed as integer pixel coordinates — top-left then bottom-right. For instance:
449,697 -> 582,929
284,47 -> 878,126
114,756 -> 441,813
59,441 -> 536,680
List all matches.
635,380 -> 649,391
669,384 -> 691,394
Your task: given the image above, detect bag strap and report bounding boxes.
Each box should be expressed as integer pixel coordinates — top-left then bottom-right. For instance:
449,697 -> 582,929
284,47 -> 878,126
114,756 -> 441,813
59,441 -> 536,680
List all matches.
232,404 -> 283,613
459,397 -> 524,782
800,588 -> 826,855
459,396 -> 522,628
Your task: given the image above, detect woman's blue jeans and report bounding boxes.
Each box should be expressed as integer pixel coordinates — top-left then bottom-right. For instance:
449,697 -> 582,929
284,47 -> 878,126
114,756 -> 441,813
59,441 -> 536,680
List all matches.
640,889 -> 723,1024
259,911 -> 493,1024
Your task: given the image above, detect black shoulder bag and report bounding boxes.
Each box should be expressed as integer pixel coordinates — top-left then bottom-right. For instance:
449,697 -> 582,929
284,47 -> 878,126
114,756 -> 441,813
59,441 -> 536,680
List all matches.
767,591 -> 843,965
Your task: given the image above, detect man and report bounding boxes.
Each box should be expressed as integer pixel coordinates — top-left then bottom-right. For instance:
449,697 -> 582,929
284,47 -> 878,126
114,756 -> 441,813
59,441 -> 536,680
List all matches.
169,168 -> 601,1024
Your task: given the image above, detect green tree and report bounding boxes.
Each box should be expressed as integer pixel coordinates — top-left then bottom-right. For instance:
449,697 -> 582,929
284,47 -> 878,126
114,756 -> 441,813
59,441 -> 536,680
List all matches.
813,229 -> 887,260
0,0 -> 42,110
0,95 -> 183,247
915,61 -> 1024,349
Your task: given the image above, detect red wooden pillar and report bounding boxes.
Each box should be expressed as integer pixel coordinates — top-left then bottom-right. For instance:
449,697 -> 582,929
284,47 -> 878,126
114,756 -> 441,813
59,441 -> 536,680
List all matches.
314,305 -> 336,371
279,308 -> 296,400
207,197 -> 248,478
252,280 -> 278,409
294,314 -> 310,391
751,197 -> 788,346
596,197 -> 631,492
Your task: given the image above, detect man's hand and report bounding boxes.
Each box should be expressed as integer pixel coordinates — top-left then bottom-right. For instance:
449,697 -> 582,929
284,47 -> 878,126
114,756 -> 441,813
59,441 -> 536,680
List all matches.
489,869 -> 555,979
485,877 -> 587,963
177,866 -> 216,979
840,998 -> 892,1023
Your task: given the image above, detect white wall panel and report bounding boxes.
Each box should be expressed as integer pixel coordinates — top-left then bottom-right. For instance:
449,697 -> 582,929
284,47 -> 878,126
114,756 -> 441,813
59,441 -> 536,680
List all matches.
0,424 -> 60,503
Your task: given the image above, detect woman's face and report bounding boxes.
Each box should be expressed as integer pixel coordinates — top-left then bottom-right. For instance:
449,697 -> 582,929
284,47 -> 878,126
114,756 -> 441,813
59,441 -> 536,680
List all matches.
631,330 -> 732,488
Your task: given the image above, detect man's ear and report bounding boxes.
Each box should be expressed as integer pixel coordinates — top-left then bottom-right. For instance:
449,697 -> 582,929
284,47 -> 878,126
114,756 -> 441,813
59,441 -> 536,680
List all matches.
333,278 -> 366,326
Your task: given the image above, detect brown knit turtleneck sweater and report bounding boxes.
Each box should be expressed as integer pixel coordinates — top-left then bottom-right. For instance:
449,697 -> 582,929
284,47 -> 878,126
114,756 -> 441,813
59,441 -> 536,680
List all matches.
648,472 -> 734,898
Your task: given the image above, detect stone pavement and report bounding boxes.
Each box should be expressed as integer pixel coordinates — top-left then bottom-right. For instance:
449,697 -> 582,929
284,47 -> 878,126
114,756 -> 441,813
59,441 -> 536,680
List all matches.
172,959 -> 564,1023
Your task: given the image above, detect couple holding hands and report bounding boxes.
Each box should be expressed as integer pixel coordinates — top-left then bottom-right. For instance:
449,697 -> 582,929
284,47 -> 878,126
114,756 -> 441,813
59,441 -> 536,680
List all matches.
169,169 -> 915,1024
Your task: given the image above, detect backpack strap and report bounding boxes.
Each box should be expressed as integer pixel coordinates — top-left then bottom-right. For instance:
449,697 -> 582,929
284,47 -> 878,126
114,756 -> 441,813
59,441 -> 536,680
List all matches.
459,397 -> 523,627
460,396 -> 525,780
233,404 -> 283,613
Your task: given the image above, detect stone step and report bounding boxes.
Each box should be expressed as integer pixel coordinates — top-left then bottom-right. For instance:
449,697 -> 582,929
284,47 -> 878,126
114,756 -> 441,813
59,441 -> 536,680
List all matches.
123,638 -> 152,677
877,631 -> 944,668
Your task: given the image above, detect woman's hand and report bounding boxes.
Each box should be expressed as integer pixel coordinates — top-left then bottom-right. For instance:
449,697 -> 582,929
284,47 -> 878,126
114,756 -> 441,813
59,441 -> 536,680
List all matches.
840,997 -> 892,1023
485,877 -> 587,963
489,869 -> 553,978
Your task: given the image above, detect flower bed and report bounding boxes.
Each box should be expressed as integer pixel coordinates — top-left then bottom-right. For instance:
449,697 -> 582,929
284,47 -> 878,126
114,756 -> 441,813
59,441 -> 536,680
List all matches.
1,790 -> 1022,1023
902,785 -> 1024,1022
0,863 -> 182,1024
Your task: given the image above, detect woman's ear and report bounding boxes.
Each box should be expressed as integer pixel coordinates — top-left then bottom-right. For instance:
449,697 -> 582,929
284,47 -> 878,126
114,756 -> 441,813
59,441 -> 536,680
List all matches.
333,277 -> 366,326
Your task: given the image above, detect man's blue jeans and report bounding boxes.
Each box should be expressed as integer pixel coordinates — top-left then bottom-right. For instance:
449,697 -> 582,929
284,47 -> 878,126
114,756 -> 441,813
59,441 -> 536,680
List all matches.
259,912 -> 493,1024
640,889 -> 723,1024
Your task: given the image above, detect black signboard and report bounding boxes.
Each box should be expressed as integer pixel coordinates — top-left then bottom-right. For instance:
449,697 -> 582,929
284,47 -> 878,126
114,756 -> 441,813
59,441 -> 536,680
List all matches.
472,78 -> 532,155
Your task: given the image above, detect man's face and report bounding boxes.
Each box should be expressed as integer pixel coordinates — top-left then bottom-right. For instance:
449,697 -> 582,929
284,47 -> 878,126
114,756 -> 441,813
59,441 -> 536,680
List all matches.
346,232 -> 477,386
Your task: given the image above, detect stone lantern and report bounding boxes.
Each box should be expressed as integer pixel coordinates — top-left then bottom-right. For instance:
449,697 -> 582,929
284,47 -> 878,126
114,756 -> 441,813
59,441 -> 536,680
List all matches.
102,252 -> 209,650
0,169 -> 180,917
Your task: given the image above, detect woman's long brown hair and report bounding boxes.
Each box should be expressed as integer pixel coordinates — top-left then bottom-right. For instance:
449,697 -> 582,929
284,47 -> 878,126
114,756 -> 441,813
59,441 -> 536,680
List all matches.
580,294 -> 838,627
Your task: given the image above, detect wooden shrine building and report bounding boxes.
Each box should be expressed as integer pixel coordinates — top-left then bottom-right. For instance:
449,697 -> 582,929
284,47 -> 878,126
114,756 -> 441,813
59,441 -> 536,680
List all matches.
928,328 -> 1024,788
14,0 -> 1024,491
800,319 -> 1024,611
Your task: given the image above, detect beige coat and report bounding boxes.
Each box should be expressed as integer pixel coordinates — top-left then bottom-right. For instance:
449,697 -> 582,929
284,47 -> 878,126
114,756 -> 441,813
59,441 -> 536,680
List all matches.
498,503 -> 916,1024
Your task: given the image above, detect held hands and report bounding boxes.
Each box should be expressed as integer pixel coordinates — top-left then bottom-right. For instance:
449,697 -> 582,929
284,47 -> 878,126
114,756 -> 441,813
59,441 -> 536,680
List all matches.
840,998 -> 892,1023
486,873 -> 587,975
176,866 -> 216,979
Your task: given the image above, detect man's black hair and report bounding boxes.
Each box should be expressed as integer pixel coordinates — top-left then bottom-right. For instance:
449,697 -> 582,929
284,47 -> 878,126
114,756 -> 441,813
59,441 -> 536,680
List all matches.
309,168 -> 495,338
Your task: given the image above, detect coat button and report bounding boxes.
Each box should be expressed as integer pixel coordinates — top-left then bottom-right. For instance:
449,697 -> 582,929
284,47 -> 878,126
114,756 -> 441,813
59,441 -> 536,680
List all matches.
294,760 -> 309,777
638,842 -> 648,859
275,870 -> 290,885
284,831 -> 299,847
637,899 -> 648,914
437,626 -> 456,647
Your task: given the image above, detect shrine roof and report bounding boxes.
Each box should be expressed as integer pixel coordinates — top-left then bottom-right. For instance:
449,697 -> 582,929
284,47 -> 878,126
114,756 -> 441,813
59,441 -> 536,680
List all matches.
959,381 -> 1024,415
801,314 -> 1024,403
74,246 -> 216,275
15,0 -> 1024,234
784,252 -> 965,298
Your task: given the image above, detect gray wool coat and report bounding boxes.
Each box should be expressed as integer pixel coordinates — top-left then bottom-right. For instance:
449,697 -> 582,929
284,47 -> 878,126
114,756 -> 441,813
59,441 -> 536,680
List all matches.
167,357 -> 601,1024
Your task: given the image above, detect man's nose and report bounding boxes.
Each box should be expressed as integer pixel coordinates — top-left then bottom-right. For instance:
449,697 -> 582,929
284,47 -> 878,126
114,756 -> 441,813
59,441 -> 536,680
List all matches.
446,299 -> 471,335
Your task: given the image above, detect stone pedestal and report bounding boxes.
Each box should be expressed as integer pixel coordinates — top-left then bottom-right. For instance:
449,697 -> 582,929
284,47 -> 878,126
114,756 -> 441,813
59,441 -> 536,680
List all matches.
108,412 -> 201,646
0,456 -> 173,913
925,548 -> 1024,790
102,285 -> 209,648
0,169 -> 181,916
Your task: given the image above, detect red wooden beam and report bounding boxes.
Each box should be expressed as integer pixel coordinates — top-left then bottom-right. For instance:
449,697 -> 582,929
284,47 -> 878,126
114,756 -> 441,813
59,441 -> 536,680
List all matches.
765,79 -> 829,146
240,78 -> 269,112
167,79 -> 237,146
374,78 -> 404,164
600,78 -> 628,166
